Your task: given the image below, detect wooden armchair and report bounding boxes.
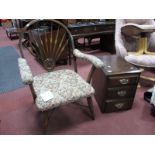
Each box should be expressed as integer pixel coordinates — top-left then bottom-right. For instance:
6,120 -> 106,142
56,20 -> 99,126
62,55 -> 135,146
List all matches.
18,19 -> 105,130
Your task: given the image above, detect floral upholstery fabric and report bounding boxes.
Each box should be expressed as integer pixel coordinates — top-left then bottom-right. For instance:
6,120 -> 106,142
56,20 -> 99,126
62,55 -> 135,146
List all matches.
125,55 -> 155,67
33,69 -> 95,111
18,58 -> 33,84
73,49 -> 105,68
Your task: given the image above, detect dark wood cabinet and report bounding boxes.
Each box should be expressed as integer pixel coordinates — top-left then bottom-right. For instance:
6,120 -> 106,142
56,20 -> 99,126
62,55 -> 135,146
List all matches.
68,22 -> 115,38
66,20 -> 115,53
92,55 -> 141,113
100,33 -> 115,54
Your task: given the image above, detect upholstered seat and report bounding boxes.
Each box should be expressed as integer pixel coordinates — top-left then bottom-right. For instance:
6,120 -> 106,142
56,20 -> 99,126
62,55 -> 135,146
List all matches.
18,50 -> 103,128
33,69 -> 95,111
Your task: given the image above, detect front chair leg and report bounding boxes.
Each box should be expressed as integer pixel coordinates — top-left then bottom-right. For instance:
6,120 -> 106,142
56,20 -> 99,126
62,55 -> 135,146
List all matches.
87,97 -> 95,120
43,111 -> 50,132
42,108 -> 56,133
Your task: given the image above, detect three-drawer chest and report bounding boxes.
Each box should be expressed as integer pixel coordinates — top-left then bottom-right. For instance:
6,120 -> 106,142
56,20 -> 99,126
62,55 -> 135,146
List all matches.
92,55 -> 142,113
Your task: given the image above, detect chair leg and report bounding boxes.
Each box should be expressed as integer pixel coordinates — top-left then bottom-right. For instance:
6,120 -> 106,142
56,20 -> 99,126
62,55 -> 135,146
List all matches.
43,111 -> 50,132
87,97 -> 95,120
29,84 -> 36,102
42,108 -> 56,133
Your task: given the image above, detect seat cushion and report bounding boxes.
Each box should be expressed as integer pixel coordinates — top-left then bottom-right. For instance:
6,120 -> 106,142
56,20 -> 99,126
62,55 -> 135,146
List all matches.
33,69 -> 95,111
125,55 -> 155,67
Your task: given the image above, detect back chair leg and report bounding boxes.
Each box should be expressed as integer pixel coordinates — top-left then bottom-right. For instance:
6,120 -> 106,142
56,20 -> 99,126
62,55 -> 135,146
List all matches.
29,84 -> 36,102
87,97 -> 95,120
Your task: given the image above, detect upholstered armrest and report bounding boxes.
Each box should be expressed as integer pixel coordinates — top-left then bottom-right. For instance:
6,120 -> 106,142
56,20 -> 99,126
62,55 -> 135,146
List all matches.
115,41 -> 128,58
125,55 -> 155,68
121,23 -> 155,37
73,49 -> 105,68
18,58 -> 33,84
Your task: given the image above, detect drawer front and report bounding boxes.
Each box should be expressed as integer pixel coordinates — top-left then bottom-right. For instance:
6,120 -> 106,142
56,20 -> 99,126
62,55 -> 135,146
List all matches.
71,27 -> 96,35
103,99 -> 133,112
107,86 -> 137,99
95,25 -> 114,32
70,25 -> 114,35
108,75 -> 139,87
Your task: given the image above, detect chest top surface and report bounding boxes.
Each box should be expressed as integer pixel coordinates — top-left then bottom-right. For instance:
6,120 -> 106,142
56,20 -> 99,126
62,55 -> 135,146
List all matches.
99,55 -> 142,76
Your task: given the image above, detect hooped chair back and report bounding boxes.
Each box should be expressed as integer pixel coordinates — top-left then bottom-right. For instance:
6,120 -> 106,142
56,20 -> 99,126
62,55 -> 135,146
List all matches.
19,19 -> 76,71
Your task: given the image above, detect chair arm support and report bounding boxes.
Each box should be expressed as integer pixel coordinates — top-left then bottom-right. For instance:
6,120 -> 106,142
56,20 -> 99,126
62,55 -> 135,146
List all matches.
115,41 -> 128,58
73,49 -> 105,68
18,58 -> 33,84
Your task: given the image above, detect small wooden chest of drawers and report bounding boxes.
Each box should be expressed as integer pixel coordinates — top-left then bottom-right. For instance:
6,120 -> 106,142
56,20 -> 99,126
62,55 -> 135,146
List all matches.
92,55 -> 141,113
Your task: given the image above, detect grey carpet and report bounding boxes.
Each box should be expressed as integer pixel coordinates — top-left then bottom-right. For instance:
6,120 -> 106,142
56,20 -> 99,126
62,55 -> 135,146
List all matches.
0,46 -> 25,93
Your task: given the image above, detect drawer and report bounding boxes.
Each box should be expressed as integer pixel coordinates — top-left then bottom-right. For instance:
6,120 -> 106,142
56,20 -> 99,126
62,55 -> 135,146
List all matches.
107,86 -> 137,99
102,99 -> 133,113
95,25 -> 114,32
108,75 -> 139,87
71,27 -> 96,34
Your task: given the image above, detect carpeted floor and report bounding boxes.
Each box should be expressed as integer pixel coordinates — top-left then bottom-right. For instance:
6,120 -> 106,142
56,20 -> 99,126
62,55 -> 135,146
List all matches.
0,27 -> 155,135
0,46 -> 25,93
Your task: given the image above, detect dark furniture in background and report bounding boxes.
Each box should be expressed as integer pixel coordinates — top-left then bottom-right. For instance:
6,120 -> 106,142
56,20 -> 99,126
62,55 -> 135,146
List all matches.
62,19 -> 115,53
4,19 -> 31,40
92,55 -> 141,113
5,19 -> 116,66
5,20 -> 21,40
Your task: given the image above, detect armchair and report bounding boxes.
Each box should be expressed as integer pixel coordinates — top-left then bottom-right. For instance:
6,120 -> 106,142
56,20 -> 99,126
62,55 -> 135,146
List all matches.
18,19 -> 105,130
116,20 -> 155,55
115,19 -> 155,82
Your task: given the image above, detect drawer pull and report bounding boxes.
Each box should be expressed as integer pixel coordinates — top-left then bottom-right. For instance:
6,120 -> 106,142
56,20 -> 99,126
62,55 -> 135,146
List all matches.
115,103 -> 124,109
119,79 -> 129,85
117,90 -> 127,96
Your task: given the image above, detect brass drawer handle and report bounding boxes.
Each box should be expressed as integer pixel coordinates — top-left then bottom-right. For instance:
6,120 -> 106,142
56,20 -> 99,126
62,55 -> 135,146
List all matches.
117,90 -> 127,96
119,79 -> 129,85
115,103 -> 124,109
